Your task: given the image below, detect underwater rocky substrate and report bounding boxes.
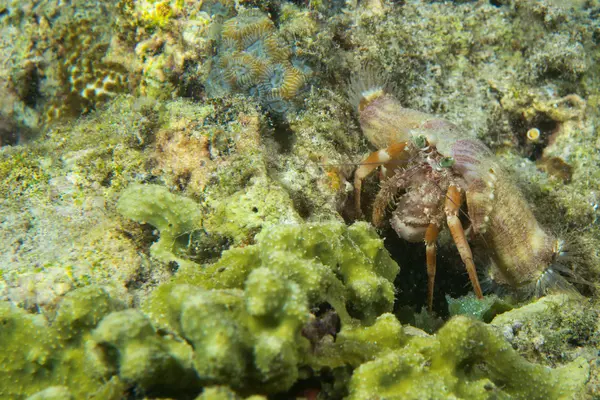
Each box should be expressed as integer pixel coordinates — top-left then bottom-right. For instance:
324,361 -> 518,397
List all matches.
1,214 -> 594,400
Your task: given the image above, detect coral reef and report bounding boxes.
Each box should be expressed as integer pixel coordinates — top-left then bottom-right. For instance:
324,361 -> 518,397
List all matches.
135,221 -> 399,393
43,19 -> 131,121
88,309 -> 201,396
0,0 -> 600,398
0,96 -> 163,312
3,221 -> 581,399
0,0 -> 139,126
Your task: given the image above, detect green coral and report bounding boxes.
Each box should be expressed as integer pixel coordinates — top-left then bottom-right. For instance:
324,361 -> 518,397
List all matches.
170,220 -> 400,324
149,283 -> 307,392
309,312 -> 407,371
0,229 -> 592,399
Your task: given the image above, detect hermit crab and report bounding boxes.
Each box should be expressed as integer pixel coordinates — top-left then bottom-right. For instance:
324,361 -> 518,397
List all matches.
348,78 -> 572,310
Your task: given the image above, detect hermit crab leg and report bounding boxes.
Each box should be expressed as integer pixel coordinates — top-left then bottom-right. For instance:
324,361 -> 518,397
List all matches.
425,223 -> 439,311
370,166 -> 416,227
354,142 -> 409,216
444,185 -> 484,299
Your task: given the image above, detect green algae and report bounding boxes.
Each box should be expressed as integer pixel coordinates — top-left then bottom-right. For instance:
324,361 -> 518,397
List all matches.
0,286 -> 126,399
347,315 -> 589,400
447,293 -> 514,323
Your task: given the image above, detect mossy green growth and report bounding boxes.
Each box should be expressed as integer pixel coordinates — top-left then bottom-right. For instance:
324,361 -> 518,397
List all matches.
0,286 -> 126,399
170,221 -> 400,324
142,221 -> 400,394
88,309 -> 201,396
117,184 -> 203,269
195,386 -> 266,400
491,294 -> 599,366
117,179 -> 302,266
205,178 -> 302,244
447,293 -> 513,323
309,312 -> 408,370
347,316 -> 589,400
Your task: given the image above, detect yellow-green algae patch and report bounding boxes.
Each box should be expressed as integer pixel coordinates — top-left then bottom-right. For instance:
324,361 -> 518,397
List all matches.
0,287 -> 126,399
346,315 -> 589,400
0,221 -> 591,399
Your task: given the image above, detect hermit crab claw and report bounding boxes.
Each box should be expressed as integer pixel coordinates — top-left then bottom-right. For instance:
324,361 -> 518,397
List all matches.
353,142 -> 411,218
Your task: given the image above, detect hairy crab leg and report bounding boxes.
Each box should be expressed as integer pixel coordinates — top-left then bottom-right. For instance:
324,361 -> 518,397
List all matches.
354,142 -> 409,216
444,185 -> 484,299
425,223 -> 439,311
370,167 -> 416,227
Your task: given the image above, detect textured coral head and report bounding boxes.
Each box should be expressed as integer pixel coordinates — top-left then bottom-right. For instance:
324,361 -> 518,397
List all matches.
222,9 -> 275,47
220,52 -> 267,90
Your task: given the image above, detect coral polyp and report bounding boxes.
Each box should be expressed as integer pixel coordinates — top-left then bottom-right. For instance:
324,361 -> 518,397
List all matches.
220,53 -> 267,90
259,64 -> 305,100
259,35 -> 292,63
206,8 -> 311,113
222,9 -> 275,45
44,20 -> 131,122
